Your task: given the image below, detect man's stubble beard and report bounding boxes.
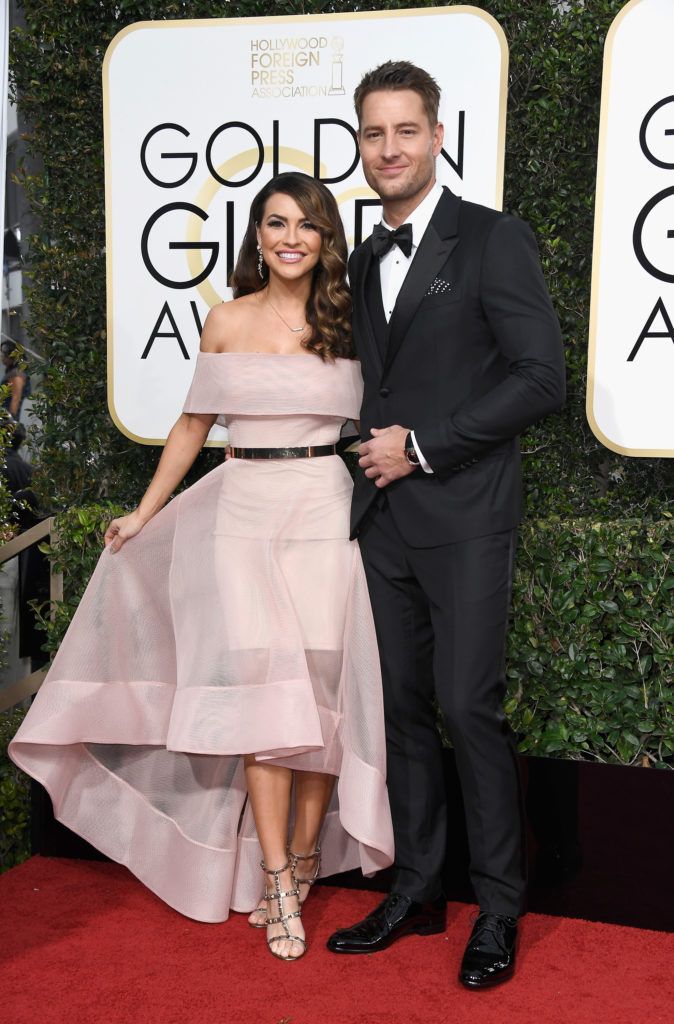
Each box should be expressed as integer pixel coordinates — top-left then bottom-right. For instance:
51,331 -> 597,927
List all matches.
365,162 -> 435,206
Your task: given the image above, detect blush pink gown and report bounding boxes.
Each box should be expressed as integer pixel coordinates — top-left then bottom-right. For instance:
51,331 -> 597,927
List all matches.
10,352 -> 394,922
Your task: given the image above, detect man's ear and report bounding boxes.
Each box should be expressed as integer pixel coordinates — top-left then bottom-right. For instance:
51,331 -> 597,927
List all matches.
432,121 -> 445,158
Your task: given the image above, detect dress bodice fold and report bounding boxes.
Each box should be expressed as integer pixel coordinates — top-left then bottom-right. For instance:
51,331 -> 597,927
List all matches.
182,352 -> 363,440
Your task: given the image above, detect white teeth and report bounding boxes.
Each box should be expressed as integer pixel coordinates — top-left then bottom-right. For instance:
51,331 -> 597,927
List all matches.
278,252 -> 303,262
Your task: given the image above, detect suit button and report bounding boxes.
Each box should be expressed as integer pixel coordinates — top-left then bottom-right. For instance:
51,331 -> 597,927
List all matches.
379,387 -> 391,398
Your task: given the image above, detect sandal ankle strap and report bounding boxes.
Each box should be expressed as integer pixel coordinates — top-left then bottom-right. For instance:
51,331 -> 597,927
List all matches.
260,858 -> 291,877
288,844 -> 321,862
289,844 -> 322,886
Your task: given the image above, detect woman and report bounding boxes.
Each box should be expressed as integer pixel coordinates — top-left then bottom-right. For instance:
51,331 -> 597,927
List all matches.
1,339 -> 30,420
10,173 -> 393,961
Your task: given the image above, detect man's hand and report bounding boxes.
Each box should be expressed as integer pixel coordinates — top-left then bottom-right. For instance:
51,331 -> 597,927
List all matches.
358,425 -> 415,488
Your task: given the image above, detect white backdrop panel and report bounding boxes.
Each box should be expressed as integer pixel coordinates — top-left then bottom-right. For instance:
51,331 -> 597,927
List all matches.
588,0 -> 674,456
104,7 -> 508,444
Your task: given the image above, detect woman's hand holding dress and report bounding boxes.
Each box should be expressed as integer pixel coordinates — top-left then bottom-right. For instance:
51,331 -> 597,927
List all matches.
104,510 -> 147,553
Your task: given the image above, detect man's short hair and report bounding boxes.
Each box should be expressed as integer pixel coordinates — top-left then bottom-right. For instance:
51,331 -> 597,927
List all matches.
354,61 -> 441,129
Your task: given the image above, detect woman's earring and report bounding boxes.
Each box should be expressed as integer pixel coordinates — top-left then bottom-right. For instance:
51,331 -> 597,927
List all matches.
257,244 -> 265,279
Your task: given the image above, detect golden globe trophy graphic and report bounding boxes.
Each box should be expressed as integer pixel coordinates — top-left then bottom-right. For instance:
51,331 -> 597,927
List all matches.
329,37 -> 345,97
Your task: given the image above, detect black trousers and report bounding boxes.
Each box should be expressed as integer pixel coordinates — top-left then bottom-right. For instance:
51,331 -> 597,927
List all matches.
358,499 -> 526,917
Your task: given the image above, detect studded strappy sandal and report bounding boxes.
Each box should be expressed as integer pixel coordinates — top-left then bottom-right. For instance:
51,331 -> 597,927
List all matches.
248,844 -> 322,929
261,859 -> 306,962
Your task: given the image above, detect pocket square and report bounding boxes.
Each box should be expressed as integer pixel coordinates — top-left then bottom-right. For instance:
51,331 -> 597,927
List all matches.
425,277 -> 452,296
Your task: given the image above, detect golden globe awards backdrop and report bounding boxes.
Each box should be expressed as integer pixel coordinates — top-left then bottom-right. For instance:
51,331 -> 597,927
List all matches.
103,7 -> 508,444
588,0 -> 674,457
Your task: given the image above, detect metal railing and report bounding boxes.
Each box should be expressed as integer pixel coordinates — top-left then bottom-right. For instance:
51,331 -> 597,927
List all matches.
0,516 -> 62,712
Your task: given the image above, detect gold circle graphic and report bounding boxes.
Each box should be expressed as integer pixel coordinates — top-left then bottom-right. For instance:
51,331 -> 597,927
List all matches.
185,149 -> 378,305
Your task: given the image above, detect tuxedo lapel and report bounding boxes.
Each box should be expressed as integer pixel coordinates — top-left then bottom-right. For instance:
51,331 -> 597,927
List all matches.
383,188 -> 461,378
351,241 -> 383,373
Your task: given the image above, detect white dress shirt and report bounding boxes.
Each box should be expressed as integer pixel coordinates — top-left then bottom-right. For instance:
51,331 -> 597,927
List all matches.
377,181 -> 443,473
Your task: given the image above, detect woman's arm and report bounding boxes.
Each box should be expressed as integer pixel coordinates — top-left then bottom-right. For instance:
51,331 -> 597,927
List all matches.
106,304 -> 234,551
136,410 -> 217,523
105,409 -> 217,552
8,373 -> 25,418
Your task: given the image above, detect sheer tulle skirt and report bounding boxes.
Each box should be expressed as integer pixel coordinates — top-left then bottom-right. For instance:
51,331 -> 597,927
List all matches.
10,458 -> 394,922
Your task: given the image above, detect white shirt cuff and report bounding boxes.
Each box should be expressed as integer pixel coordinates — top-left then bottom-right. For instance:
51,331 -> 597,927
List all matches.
411,431 -> 433,474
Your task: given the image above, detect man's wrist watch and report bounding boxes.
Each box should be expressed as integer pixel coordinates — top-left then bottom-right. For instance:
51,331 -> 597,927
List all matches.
404,432 -> 420,467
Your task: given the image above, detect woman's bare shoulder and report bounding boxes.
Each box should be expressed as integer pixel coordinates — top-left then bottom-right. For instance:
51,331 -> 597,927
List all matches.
199,294 -> 260,352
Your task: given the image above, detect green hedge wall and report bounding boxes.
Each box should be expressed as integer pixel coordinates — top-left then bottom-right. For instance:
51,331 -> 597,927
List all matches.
508,517 -> 673,767
0,384 -> 20,541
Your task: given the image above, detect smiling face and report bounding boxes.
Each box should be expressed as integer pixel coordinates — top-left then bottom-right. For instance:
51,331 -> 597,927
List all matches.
358,89 -> 444,222
256,192 -> 322,283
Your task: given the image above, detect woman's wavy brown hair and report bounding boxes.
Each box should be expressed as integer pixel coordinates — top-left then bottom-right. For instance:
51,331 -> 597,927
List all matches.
230,172 -> 353,361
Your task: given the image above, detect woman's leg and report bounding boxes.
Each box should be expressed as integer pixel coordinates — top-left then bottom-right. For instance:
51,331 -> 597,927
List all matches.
290,770 -> 335,898
244,756 -> 304,959
248,768 -> 337,925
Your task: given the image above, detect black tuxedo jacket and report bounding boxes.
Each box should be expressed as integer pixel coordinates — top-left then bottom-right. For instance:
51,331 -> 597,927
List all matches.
349,187 -> 565,546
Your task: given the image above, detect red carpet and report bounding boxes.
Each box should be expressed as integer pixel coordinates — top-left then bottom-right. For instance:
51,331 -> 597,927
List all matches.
1,857 -> 672,1024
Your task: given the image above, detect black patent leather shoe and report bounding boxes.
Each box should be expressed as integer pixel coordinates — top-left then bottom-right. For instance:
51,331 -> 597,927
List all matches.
326,892 -> 446,954
459,912 -> 518,989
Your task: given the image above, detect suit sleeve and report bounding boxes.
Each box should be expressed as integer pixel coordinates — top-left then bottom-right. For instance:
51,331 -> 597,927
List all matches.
413,215 -> 566,473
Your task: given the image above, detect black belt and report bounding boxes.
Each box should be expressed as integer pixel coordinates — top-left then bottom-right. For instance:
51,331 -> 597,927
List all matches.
229,444 -> 337,460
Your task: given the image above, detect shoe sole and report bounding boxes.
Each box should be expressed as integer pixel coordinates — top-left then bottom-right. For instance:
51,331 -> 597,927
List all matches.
327,917 -> 446,954
459,968 -> 515,990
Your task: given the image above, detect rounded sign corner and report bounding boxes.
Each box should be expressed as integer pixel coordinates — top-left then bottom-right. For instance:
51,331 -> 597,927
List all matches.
103,20 -> 156,78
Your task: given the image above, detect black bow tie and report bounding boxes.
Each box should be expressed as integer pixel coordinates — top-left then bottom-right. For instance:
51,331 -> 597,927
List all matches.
371,222 -> 414,259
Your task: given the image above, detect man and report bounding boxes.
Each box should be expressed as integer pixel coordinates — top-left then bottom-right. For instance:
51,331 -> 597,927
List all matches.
326,62 -> 565,988
2,419 -> 32,495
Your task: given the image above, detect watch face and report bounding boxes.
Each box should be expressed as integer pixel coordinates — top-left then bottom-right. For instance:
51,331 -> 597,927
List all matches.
404,432 -> 419,466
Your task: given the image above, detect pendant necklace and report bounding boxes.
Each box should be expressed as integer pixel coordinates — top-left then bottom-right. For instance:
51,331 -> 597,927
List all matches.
266,298 -> 306,333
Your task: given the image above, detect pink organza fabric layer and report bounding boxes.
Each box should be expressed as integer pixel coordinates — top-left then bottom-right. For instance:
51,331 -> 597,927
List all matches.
10,353 -> 394,922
